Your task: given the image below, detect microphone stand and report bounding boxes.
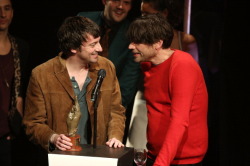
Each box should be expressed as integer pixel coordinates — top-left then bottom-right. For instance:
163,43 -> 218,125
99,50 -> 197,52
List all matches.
91,69 -> 106,149
93,93 -> 98,149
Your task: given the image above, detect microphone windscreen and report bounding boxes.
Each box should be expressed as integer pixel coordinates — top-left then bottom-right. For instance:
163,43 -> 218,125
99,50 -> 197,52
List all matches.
98,69 -> 106,78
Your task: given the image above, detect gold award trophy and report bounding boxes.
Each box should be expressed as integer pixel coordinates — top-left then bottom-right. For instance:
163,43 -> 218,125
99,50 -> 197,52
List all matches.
66,96 -> 82,151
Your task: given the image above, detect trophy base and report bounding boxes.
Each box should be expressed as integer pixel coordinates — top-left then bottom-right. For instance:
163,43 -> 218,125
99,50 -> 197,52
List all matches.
66,134 -> 82,151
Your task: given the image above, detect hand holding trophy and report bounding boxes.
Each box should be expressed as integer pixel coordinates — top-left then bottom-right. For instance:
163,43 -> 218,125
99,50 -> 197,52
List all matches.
66,96 -> 82,151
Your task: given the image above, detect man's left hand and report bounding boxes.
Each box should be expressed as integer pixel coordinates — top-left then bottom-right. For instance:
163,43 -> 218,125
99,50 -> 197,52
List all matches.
106,138 -> 124,148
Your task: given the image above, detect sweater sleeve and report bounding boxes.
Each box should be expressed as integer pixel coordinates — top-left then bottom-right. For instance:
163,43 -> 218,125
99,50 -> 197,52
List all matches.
154,59 -> 201,166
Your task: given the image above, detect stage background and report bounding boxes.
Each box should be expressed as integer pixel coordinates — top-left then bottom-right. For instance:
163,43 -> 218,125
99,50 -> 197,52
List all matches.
9,0 -> 249,165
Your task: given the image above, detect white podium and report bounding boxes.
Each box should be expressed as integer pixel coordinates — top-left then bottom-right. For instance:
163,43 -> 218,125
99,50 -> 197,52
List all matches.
48,144 -> 134,166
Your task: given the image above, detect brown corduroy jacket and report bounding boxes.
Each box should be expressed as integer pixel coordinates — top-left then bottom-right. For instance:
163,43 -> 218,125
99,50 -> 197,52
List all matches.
23,54 -> 126,151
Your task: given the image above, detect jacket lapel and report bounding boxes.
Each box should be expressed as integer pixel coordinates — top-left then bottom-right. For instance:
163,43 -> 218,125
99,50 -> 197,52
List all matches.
54,55 -> 75,100
87,62 -> 100,94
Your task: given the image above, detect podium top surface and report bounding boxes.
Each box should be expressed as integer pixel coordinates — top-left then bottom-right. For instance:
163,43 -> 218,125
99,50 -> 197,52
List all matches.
49,144 -> 134,159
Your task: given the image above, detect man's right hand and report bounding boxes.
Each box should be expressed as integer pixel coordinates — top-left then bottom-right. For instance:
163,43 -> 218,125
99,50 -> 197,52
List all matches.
50,134 -> 72,151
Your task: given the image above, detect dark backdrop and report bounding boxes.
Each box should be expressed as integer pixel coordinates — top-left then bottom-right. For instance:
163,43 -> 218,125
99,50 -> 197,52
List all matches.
9,0 -> 249,165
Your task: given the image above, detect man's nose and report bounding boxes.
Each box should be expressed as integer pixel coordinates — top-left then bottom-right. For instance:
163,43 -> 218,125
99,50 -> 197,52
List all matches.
96,42 -> 103,52
0,8 -> 6,17
117,1 -> 123,8
128,43 -> 135,49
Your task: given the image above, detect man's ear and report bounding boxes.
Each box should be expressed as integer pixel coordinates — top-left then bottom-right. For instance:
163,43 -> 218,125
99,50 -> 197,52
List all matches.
71,49 -> 77,54
102,0 -> 106,5
155,40 -> 163,50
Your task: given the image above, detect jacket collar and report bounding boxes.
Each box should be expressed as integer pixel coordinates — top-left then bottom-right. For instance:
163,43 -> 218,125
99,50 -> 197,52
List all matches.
53,52 -> 102,99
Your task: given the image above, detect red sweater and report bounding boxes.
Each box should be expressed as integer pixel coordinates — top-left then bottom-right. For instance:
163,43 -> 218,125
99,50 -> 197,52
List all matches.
142,50 -> 208,166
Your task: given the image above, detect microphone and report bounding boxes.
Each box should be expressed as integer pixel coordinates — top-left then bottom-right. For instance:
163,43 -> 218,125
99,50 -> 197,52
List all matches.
91,69 -> 106,102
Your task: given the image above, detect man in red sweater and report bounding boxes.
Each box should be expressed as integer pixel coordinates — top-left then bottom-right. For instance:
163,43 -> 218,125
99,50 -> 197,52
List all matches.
127,14 -> 208,166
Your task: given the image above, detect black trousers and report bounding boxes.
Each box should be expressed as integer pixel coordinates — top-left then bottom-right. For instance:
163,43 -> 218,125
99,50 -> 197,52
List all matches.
0,136 -> 12,166
145,157 -> 203,166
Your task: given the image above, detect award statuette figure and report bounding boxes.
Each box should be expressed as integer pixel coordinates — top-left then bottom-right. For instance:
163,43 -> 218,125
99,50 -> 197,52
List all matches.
66,96 -> 82,151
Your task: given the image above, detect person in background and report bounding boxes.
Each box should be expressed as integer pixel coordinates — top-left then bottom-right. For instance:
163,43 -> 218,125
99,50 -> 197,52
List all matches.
77,0 -> 141,109
126,0 -> 199,149
0,0 -> 30,165
23,16 -> 126,166
127,13 -> 208,166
